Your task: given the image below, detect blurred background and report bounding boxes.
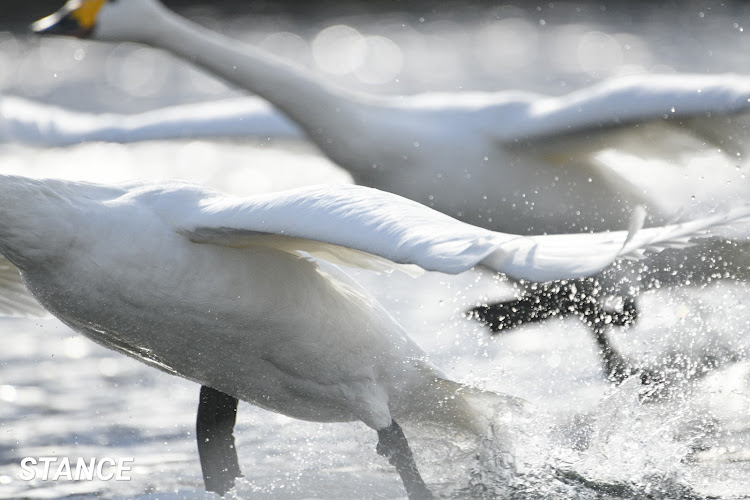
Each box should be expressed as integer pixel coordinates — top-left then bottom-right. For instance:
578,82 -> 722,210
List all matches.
2,1 -> 750,499
3,1 -> 750,112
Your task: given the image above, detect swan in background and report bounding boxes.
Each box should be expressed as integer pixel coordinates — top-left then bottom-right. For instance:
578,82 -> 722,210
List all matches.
0,94 -> 301,146
0,173 -> 745,497
30,0 -> 750,234
32,0 -> 750,379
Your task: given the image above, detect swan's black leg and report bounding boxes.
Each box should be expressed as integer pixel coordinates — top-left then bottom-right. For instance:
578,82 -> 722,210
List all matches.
470,281 -> 637,331
376,420 -> 433,500
470,281 -> 641,383
197,385 -> 242,496
589,320 -> 634,383
469,283 -> 574,331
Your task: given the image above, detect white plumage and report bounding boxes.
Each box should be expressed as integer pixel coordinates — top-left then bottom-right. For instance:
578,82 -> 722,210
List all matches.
178,186 -> 742,283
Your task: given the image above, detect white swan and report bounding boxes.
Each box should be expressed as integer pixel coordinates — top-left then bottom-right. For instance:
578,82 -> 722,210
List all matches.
31,0 -> 750,378
0,94 -> 301,147
30,0 -> 750,234
0,174 -> 742,497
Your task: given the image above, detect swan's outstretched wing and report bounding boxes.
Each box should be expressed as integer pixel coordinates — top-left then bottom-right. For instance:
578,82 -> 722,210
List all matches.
0,257 -> 47,317
480,206 -> 750,281
501,74 -> 750,159
176,184 -> 750,282
0,95 -> 301,147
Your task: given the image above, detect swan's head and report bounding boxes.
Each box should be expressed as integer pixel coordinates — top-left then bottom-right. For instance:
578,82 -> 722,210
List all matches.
31,0 -> 165,43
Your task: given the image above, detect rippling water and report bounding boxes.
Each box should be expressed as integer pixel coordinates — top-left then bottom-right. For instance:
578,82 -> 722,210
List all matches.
1,2 -> 750,499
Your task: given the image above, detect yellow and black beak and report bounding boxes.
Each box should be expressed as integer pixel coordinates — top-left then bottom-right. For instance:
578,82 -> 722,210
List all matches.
31,0 -> 106,38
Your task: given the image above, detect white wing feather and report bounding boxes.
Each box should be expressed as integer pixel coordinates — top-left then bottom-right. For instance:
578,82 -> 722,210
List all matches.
500,74 -> 750,147
0,257 -> 47,317
0,95 -> 301,146
177,184 -> 750,282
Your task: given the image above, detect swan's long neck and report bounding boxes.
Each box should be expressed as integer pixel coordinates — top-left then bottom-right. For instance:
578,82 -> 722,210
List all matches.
147,8 -> 364,147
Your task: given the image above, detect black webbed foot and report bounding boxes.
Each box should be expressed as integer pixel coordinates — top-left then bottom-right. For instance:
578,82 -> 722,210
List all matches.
469,280 -> 643,384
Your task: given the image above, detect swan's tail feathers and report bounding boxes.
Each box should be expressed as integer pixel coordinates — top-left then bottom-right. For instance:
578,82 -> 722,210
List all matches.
401,376 -> 529,438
